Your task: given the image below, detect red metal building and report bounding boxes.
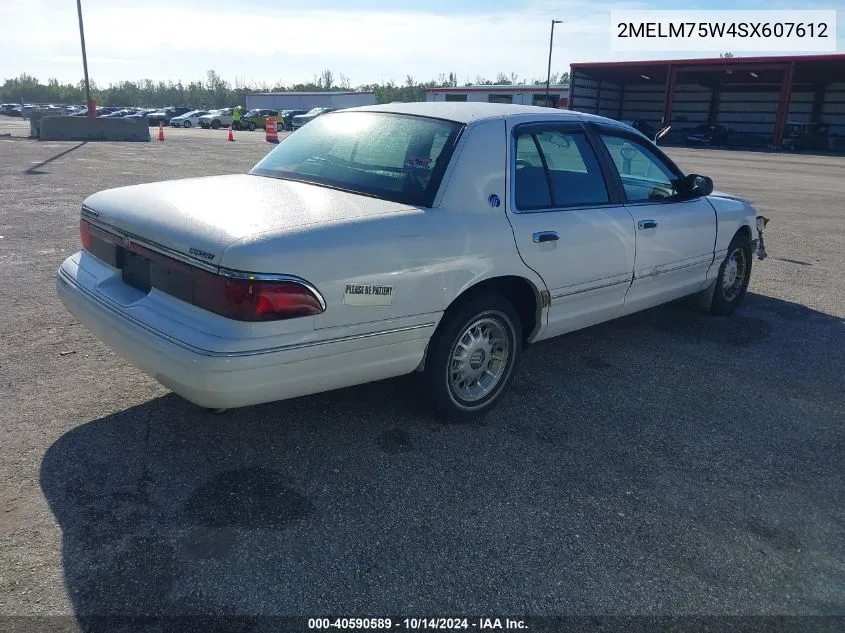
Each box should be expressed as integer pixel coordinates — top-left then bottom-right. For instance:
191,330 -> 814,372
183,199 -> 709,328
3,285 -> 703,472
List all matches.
570,54 -> 845,149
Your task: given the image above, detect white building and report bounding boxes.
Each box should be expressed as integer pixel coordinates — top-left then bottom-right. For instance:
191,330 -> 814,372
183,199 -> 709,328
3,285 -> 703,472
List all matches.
245,91 -> 376,111
424,85 -> 570,108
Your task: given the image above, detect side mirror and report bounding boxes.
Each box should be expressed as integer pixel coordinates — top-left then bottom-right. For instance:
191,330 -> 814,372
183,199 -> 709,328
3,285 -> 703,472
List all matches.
654,126 -> 671,144
684,173 -> 714,197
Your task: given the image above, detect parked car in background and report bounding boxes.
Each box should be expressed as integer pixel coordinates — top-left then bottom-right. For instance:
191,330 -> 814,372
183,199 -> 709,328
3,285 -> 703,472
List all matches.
57,103 -> 768,418
291,107 -> 336,130
781,122 -> 830,151
99,109 -> 137,118
20,104 -> 39,117
95,106 -> 121,116
147,107 -> 191,127
170,110 -> 209,128
199,108 -> 234,129
278,109 -> 307,131
241,108 -> 281,131
685,124 -> 730,147
72,106 -> 117,118
124,108 -> 158,121
38,105 -> 65,115
0,104 -> 22,116
620,119 -> 656,140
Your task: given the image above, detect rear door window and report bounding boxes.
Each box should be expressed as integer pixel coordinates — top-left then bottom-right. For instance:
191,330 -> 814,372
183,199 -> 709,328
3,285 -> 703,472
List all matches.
513,128 -> 610,210
514,133 -> 552,208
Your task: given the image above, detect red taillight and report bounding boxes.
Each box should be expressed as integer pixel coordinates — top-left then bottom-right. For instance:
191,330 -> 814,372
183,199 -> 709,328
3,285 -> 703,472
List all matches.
79,218 -> 92,250
196,273 -> 324,322
198,277 -> 323,321
78,219 -> 324,321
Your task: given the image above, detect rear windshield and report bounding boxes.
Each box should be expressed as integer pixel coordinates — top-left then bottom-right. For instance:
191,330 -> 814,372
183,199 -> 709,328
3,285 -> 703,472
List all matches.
251,112 -> 462,207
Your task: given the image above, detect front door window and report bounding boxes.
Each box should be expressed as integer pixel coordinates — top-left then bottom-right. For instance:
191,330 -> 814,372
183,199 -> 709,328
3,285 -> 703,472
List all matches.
598,134 -> 680,202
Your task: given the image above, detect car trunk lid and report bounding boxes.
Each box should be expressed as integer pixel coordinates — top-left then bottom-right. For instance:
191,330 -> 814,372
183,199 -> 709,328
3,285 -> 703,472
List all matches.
82,174 -> 413,269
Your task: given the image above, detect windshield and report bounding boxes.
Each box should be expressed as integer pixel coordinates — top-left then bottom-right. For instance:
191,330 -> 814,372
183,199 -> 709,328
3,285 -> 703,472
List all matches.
251,111 -> 462,207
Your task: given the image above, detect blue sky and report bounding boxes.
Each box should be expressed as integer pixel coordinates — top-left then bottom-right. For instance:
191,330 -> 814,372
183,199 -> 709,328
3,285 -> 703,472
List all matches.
1,0 -> 842,87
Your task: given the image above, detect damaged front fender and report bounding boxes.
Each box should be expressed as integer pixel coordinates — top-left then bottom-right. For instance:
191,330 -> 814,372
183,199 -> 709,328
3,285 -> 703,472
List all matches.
756,216 -> 770,260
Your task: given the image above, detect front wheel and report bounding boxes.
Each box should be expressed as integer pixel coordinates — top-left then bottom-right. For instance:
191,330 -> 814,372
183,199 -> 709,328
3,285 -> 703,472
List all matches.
211,120 -> 221,129
710,233 -> 752,315
248,122 -> 256,131
423,292 -> 522,421
183,120 -> 191,128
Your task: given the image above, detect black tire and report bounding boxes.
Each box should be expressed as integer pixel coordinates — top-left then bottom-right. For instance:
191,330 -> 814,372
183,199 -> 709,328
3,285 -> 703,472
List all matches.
423,291 -> 522,421
248,121 -> 256,131
711,233 -> 752,316
183,120 -> 191,128
211,119 -> 220,129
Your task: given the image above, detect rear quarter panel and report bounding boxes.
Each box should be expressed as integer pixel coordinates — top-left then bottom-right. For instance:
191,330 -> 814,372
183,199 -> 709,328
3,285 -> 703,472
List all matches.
219,118 -> 547,340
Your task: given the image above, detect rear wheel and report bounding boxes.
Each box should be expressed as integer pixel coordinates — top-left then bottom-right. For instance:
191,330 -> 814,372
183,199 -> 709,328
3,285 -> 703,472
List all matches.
423,292 -> 521,421
710,233 -> 752,315
183,120 -> 191,128
211,119 -> 221,129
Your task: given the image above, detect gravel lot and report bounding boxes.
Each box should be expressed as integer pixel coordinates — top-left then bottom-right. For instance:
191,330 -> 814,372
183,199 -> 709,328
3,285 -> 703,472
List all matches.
0,117 -> 843,627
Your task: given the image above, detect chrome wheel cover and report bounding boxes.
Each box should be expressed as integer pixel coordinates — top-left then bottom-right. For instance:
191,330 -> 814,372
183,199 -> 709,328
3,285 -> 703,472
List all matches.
722,247 -> 747,301
448,316 -> 510,403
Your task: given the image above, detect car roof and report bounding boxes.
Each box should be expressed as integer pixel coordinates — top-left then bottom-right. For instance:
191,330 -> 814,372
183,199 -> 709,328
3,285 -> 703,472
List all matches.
343,101 -> 609,125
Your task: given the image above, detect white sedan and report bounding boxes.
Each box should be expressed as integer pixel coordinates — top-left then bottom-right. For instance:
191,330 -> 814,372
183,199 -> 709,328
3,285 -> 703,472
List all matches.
199,108 -> 233,129
170,109 -> 209,128
57,103 -> 768,418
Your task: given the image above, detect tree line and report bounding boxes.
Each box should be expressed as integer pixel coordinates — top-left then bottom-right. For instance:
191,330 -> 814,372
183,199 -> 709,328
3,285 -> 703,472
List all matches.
0,69 -> 571,108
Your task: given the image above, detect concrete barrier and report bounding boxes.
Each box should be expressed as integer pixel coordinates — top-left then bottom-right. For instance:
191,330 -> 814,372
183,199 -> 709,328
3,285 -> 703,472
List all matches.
38,116 -> 151,142
29,111 -> 45,138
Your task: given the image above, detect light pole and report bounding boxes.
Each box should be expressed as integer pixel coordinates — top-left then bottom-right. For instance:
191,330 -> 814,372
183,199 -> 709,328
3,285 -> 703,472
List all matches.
546,19 -> 562,107
76,0 -> 93,116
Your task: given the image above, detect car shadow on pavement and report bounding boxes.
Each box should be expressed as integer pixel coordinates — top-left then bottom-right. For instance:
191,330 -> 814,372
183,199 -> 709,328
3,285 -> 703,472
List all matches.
25,141 -> 87,175
39,293 -> 845,626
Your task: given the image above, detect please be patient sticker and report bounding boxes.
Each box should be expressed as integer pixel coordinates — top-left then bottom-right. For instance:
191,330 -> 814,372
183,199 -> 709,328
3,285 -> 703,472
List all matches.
343,283 -> 395,306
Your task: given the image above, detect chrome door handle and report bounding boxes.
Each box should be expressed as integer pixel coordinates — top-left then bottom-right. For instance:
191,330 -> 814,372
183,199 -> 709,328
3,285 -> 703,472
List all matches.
533,231 -> 559,243
638,220 -> 658,230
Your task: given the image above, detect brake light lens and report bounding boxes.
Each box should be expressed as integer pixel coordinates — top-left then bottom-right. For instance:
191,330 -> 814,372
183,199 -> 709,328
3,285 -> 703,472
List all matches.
197,276 -> 324,321
79,218 -> 92,250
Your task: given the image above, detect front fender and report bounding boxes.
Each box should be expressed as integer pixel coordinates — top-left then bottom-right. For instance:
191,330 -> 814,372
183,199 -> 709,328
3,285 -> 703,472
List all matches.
708,192 -> 759,256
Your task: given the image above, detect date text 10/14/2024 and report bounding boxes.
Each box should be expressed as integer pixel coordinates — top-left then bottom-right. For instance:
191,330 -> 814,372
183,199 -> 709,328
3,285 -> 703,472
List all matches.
307,618 -> 528,630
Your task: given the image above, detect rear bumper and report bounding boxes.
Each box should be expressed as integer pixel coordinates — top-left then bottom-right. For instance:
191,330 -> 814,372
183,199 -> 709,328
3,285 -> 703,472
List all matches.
56,253 -> 432,409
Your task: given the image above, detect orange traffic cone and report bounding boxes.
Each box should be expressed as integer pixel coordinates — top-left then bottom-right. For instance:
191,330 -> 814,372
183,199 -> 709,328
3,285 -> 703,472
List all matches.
265,117 -> 278,143
158,121 -> 165,141
228,124 -> 234,142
